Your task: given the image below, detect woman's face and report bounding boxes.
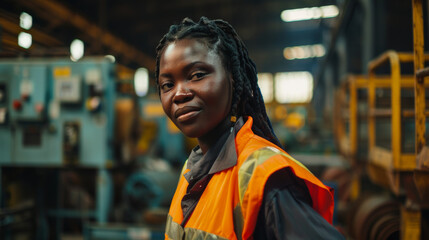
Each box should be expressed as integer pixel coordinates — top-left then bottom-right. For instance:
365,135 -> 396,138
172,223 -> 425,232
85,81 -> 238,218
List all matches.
158,38 -> 232,139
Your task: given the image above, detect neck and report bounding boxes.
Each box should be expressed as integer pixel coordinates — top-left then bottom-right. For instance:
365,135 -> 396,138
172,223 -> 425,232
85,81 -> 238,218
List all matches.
198,117 -> 232,154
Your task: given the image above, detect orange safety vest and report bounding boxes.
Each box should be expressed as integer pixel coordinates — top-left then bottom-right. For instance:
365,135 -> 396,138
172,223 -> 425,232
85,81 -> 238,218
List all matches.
165,117 -> 334,240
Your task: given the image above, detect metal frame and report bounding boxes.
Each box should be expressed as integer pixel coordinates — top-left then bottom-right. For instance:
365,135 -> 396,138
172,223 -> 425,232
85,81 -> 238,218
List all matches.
337,74 -> 428,165
367,51 -> 429,173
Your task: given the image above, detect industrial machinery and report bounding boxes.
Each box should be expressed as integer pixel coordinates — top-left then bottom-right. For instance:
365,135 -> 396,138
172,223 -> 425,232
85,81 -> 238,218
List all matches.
0,57 -> 116,239
0,57 -> 116,165
0,57 -> 186,239
333,1 -> 429,239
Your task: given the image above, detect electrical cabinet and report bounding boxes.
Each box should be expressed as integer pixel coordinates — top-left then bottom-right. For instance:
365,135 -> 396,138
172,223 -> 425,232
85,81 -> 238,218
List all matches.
0,58 -> 115,167
0,58 -> 116,238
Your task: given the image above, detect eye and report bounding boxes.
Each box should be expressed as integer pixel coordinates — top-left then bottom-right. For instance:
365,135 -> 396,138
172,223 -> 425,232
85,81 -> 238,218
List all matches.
160,82 -> 174,92
190,71 -> 207,81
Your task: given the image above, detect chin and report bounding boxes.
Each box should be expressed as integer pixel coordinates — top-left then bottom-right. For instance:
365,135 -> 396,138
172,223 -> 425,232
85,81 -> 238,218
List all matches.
181,129 -> 203,139
178,125 -> 206,139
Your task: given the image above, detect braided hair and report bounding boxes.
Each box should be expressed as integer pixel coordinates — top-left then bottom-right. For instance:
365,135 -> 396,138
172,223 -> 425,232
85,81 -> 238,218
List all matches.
155,17 -> 282,148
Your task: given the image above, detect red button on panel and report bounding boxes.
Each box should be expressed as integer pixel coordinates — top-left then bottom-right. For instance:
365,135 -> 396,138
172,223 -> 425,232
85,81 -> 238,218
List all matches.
13,100 -> 23,110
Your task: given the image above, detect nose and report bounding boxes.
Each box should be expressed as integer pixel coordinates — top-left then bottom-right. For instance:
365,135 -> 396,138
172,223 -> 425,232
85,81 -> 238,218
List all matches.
173,83 -> 193,103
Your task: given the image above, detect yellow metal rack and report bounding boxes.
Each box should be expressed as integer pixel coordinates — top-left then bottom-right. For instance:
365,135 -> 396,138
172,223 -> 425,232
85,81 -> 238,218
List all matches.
367,51 -> 429,193
334,1 -> 429,239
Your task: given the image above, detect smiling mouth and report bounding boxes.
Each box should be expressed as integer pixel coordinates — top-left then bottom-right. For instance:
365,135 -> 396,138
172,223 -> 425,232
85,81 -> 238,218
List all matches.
175,106 -> 202,122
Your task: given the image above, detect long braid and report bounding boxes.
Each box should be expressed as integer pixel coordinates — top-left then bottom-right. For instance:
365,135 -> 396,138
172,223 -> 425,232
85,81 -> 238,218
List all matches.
155,17 -> 282,148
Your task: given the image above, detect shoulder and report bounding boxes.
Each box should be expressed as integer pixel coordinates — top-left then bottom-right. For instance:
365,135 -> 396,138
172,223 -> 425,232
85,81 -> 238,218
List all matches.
237,135 -> 309,178
236,130 -> 288,162
263,168 -> 313,206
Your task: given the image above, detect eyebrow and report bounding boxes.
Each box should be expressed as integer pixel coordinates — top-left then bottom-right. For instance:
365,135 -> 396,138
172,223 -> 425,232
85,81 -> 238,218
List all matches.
159,61 -> 206,79
159,72 -> 172,79
181,61 -> 206,76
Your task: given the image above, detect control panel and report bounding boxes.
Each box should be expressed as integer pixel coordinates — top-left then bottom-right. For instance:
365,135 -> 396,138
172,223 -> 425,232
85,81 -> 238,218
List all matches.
0,58 -> 116,167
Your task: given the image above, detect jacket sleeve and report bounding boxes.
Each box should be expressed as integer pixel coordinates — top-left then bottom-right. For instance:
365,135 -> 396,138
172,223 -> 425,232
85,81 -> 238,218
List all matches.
253,168 -> 344,240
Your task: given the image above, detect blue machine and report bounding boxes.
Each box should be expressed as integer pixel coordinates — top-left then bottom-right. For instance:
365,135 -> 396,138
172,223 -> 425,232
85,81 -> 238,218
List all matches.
0,57 -> 116,238
0,57 -> 115,167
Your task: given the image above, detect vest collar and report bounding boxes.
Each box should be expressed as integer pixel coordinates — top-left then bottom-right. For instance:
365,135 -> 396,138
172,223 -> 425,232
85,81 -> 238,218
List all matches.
208,116 -> 246,174
185,116 -> 249,180
235,116 -> 255,155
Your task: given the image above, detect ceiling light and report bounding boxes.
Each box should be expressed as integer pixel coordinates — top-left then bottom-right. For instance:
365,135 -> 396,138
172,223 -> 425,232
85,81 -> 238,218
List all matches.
18,32 -> 32,49
312,44 -> 326,57
70,39 -> 84,62
105,55 -> 116,63
321,5 -> 340,18
281,5 -> 339,22
134,68 -> 149,97
283,44 -> 325,60
20,12 -> 32,30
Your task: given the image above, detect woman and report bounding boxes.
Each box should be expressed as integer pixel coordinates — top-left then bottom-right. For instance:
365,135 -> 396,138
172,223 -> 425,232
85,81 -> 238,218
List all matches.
156,17 -> 343,240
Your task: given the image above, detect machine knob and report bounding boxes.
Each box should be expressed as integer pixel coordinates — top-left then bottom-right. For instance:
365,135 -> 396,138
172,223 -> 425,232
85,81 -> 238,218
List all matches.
86,97 -> 101,112
21,93 -> 30,101
13,100 -> 22,111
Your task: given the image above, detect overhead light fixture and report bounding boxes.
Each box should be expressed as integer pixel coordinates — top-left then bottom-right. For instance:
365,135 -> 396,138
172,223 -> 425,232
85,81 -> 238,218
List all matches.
275,72 -> 313,104
257,73 -> 274,103
70,39 -> 84,61
20,12 -> 32,30
134,67 -> 149,97
283,44 -> 325,60
281,5 -> 339,22
18,32 -> 32,49
105,55 -> 116,63
320,5 -> 340,18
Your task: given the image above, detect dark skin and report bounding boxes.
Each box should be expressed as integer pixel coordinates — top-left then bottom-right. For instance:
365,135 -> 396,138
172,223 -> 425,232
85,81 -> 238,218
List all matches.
158,38 -> 233,154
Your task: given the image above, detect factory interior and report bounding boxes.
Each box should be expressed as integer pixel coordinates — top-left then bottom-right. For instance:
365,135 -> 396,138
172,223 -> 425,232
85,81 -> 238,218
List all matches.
1,0 -> 429,239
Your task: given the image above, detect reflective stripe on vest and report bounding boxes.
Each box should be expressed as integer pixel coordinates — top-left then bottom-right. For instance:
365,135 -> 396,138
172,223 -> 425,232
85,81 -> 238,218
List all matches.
166,215 -> 229,240
238,146 -> 308,204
